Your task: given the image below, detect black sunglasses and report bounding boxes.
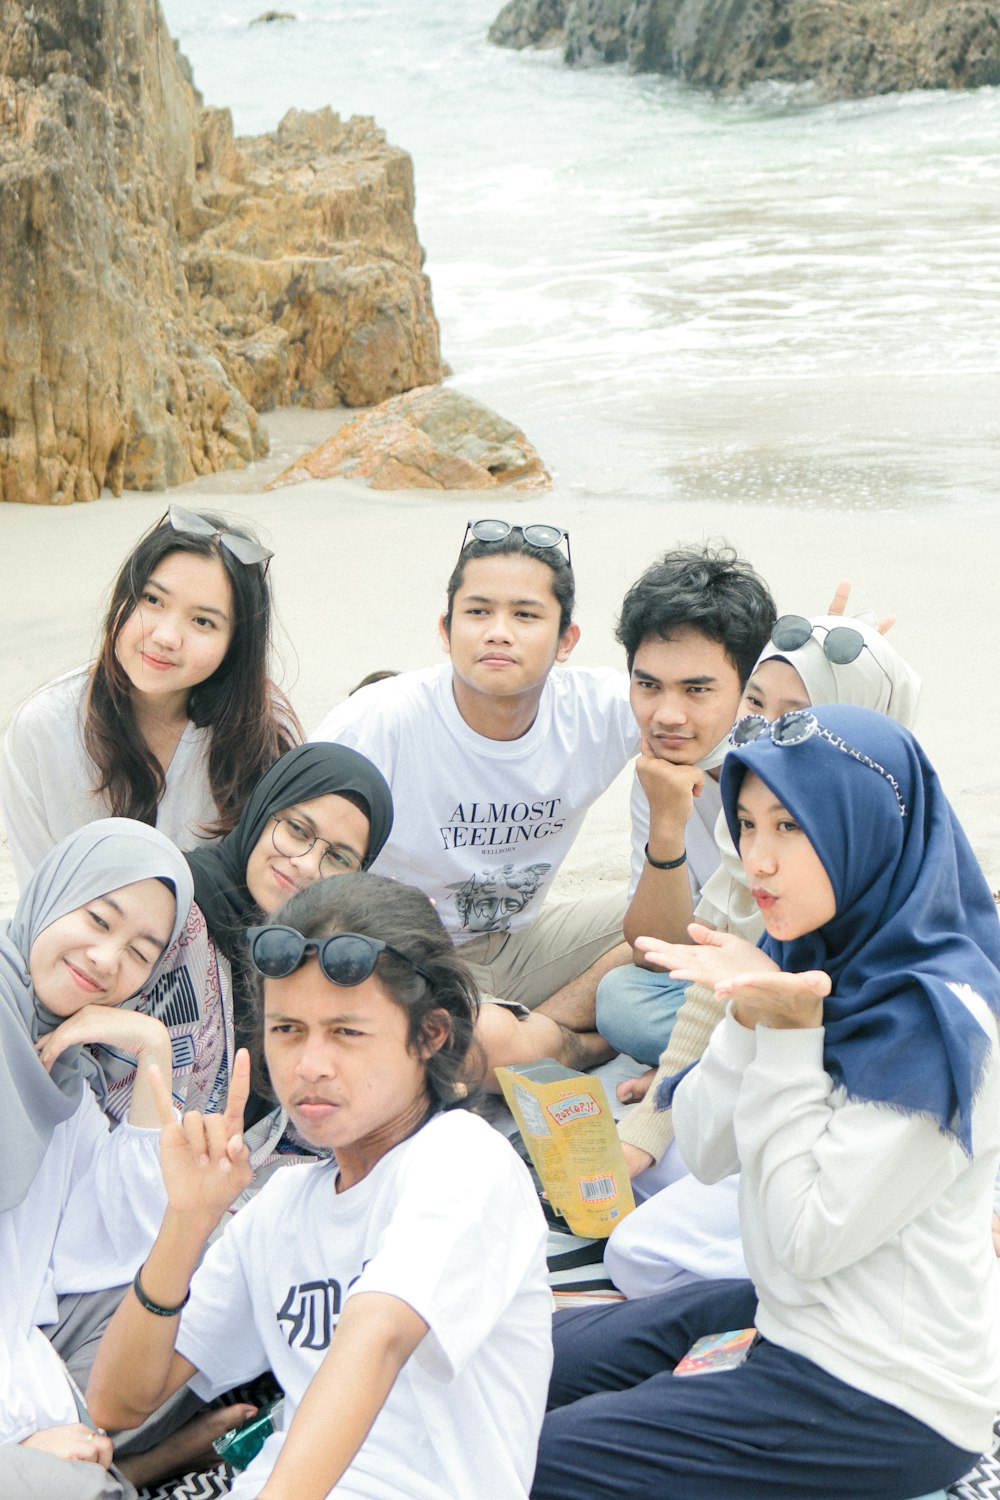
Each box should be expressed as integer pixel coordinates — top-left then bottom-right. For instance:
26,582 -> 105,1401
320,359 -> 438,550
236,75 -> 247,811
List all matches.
769,615 -> 893,703
247,925 -> 433,986
460,518 -> 571,569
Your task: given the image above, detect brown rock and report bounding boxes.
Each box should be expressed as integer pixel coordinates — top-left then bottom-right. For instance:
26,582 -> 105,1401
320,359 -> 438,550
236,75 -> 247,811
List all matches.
0,0 -> 443,504
266,386 -> 551,492
184,108 -> 443,412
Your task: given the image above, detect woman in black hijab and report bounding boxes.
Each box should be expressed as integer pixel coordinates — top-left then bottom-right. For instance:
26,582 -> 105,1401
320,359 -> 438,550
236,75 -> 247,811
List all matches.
187,743 -> 394,958
93,745 -> 394,1133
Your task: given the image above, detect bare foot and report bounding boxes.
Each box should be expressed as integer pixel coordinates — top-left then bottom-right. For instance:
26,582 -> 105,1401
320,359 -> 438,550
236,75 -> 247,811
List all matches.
117,1403 -> 257,1488
616,1067 -> 655,1104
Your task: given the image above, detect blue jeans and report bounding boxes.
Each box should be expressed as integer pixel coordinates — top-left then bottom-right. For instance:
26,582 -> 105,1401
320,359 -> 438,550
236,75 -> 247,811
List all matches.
532,1280 -> 977,1500
595,964 -> 687,1066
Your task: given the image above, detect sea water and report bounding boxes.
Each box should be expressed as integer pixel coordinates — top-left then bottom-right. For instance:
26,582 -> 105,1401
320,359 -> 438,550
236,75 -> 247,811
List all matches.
160,0 -> 1000,513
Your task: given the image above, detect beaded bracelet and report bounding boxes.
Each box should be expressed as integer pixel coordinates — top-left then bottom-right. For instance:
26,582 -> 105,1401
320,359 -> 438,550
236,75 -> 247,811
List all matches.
644,843 -> 687,871
133,1264 -> 190,1318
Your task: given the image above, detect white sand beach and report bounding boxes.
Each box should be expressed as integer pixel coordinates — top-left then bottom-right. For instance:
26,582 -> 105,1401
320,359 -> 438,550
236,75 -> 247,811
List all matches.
1,405 -> 997,919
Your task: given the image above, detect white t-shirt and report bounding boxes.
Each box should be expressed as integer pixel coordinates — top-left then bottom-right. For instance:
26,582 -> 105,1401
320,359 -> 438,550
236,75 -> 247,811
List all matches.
0,1094 -> 165,1444
627,765 -> 723,903
310,665 -> 638,943
0,667 -> 217,887
673,986 -> 1000,1454
178,1110 -> 552,1500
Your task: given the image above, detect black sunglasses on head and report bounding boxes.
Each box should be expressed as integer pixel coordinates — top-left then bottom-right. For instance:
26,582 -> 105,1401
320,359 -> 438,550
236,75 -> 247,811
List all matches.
769,614 -> 894,704
459,518 -> 571,569
247,925 -> 433,987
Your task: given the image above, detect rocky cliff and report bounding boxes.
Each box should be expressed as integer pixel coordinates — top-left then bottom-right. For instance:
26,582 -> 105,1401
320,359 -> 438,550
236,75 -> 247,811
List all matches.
490,0 -> 1000,99
0,0 -> 443,503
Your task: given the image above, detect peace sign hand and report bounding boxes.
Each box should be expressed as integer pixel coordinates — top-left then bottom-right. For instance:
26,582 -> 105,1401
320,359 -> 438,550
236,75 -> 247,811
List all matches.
149,1048 -> 253,1225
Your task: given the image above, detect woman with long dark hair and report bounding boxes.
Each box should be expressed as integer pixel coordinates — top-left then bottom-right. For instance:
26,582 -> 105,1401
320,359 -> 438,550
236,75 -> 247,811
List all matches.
1,506 -> 298,888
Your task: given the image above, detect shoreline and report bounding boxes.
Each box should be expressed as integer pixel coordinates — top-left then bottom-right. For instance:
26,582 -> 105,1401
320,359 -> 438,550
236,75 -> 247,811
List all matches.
2,405 -> 997,916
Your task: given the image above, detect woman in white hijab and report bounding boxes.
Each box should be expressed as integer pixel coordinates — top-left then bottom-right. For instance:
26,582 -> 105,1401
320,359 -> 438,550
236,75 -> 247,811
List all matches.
0,820 -> 193,1498
694,613 -> 921,943
608,616 -> 922,1297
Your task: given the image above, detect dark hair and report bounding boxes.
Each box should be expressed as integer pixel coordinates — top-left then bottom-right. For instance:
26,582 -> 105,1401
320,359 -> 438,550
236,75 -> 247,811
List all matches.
349,670 -> 398,695
616,543 -> 776,684
258,873 -> 483,1112
442,533 -> 575,636
83,511 -> 300,836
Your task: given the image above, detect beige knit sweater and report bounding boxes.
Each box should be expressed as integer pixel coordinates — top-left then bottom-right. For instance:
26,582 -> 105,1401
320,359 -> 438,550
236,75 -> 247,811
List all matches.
616,983 -> 724,1162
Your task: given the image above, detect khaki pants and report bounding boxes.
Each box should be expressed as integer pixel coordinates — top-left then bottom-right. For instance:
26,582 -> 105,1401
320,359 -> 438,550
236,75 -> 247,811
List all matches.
458,889 -> 627,1009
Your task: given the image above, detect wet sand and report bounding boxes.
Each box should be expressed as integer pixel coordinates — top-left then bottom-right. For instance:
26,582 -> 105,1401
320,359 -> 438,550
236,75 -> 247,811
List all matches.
1,406 -> 996,916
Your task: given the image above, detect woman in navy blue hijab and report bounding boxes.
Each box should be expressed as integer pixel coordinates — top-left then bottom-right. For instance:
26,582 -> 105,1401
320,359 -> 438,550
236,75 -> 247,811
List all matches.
531,707 -> 1000,1500
716,703 -> 1000,1149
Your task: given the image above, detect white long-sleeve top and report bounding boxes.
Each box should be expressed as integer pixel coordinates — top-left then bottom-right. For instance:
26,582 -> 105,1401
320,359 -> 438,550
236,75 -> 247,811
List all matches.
672,986 -> 1000,1454
0,1092 -> 166,1444
0,667 -> 217,889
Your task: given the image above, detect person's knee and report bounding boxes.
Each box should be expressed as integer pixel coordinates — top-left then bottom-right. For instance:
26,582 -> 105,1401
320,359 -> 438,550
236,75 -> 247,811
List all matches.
594,966 -> 634,1048
474,1004 -> 563,1076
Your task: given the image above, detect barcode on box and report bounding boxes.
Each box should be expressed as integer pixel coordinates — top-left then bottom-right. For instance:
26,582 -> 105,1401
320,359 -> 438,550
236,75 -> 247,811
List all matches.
579,1174 -> 616,1203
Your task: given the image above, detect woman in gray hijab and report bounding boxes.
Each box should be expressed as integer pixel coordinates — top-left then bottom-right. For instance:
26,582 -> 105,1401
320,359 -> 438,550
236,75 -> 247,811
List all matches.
0,819 -> 194,1497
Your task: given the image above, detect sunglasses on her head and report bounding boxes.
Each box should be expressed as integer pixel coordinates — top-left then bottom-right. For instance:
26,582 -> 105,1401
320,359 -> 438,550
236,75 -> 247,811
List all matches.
769,615 -> 893,703
460,518 -> 571,569
730,709 -> 907,818
247,924 -> 434,986
164,505 -> 274,573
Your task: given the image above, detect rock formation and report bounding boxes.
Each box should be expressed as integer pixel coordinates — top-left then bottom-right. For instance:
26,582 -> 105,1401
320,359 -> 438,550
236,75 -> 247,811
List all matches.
266,385 -> 551,491
490,0 -> 1000,100
0,0 -> 442,504
490,0 -> 568,49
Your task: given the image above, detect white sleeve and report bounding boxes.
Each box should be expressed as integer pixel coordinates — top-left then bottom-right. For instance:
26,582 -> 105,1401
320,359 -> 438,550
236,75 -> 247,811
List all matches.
0,707 -> 60,888
176,1210 -> 267,1398
309,683 -> 390,751
671,1009 -> 756,1181
733,1023 -> 991,1281
52,1097 -> 167,1293
347,1125 -> 547,1378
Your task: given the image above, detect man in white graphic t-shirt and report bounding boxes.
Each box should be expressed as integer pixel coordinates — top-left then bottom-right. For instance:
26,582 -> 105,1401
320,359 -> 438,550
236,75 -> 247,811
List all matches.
311,520 -> 638,1077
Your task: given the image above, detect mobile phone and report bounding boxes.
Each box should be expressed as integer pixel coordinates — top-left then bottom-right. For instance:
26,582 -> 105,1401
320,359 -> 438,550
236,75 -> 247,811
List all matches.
673,1327 -> 759,1377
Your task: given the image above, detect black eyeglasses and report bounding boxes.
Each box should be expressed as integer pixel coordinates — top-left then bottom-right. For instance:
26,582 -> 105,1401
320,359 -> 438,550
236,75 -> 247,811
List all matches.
247,925 -> 434,986
769,615 -> 893,702
165,505 -> 274,572
730,709 -> 906,818
269,816 -> 364,876
460,518 -> 571,569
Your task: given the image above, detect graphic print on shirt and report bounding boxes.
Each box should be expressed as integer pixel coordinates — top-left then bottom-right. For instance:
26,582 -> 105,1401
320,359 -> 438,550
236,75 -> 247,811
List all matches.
277,1262 -> 369,1351
438,798 -> 566,853
447,862 -> 550,933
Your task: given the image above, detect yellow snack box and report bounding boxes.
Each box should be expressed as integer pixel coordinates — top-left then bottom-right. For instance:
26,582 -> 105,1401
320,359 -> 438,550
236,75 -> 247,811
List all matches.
495,1059 -> 635,1238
